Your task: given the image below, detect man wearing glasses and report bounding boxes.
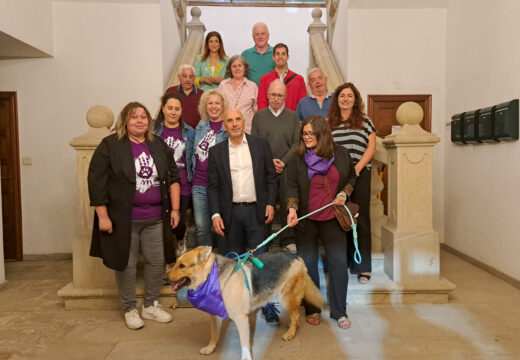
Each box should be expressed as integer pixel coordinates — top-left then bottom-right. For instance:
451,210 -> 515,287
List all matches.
252,79 -> 300,254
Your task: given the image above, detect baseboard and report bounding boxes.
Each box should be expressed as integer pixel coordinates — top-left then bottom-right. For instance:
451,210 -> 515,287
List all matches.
441,243 -> 520,289
23,253 -> 72,261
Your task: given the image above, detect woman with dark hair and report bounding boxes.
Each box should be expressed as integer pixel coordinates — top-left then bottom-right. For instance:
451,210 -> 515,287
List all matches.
286,115 -> 356,329
153,92 -> 195,247
192,89 -> 229,248
88,102 -> 180,330
194,31 -> 228,91
328,82 -> 376,284
218,54 -> 258,134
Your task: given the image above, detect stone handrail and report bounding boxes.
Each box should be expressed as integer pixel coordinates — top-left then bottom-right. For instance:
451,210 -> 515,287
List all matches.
307,8 -> 344,92
164,7 -> 206,90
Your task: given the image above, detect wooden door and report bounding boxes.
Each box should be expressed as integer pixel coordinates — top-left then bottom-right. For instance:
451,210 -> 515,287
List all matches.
367,95 -> 432,214
0,92 -> 23,261
367,94 -> 431,136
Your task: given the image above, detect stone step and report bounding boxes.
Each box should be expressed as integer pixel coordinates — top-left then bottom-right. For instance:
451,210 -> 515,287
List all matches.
59,251 -> 455,309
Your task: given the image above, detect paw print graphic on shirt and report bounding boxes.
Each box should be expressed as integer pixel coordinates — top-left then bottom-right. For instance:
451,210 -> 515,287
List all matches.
135,152 -> 159,193
195,130 -> 216,163
165,137 -> 186,168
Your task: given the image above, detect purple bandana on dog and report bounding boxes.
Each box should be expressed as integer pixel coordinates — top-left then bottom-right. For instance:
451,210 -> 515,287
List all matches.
304,149 -> 335,179
187,261 -> 228,319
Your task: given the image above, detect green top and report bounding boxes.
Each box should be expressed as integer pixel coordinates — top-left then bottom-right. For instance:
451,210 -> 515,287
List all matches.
194,54 -> 229,91
241,45 -> 274,86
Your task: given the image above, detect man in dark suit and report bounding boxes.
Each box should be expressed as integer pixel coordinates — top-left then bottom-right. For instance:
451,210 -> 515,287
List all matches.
207,109 -> 280,325
208,109 -> 277,255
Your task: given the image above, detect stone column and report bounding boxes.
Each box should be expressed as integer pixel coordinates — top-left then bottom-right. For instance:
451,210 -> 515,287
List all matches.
58,106 -> 117,308
381,102 -> 442,283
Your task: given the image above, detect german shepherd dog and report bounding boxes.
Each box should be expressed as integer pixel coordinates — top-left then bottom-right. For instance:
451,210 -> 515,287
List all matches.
168,246 -> 324,360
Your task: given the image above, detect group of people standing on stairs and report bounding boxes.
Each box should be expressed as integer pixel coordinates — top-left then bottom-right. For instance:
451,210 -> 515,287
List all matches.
87,21 -> 376,331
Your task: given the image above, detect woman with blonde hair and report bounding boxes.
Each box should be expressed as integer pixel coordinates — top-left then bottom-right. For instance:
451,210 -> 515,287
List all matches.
191,89 -> 229,248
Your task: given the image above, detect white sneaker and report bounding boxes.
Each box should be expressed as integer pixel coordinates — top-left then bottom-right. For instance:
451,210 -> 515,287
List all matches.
142,301 -> 172,323
124,309 -> 144,330
284,244 -> 297,253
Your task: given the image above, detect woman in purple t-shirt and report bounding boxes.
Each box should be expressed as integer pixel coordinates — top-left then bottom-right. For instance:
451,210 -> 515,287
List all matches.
154,92 -> 195,250
89,102 -> 181,330
192,89 -> 229,248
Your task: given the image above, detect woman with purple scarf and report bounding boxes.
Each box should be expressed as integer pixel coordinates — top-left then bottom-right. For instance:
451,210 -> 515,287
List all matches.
286,115 -> 356,329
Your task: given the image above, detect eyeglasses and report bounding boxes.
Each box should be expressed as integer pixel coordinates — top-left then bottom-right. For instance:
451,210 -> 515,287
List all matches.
268,93 -> 284,99
302,132 -> 315,138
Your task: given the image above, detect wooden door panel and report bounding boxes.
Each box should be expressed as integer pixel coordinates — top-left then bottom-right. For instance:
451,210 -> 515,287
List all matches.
368,95 -> 431,136
0,92 -> 23,261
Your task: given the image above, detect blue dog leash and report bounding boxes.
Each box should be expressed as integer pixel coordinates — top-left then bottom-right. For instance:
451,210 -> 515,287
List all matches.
228,197 -> 361,289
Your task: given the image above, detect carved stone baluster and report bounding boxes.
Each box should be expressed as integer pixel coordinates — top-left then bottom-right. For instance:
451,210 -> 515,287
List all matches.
370,160 -> 386,253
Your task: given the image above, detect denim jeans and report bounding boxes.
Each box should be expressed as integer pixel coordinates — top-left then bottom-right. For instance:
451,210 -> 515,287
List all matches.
191,185 -> 213,247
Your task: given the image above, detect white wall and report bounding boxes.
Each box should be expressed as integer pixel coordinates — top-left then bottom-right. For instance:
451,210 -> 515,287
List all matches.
330,0 -> 350,79
344,8 -> 447,240
0,1 -> 167,254
160,0 -> 182,89
0,0 -> 54,55
188,5 -> 323,80
444,0 -> 520,280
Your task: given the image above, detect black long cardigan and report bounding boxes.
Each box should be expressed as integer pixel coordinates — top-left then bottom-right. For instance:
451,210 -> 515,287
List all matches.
88,134 -> 180,271
286,144 -> 356,217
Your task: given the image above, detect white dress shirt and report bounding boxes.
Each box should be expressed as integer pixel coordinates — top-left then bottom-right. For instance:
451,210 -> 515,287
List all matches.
269,104 -> 285,117
228,135 -> 257,203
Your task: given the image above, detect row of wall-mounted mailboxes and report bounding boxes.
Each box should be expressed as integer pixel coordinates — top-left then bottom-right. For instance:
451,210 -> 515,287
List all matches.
451,99 -> 519,143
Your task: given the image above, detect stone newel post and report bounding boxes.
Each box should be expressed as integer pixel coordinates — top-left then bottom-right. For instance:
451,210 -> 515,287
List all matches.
58,106 -> 116,308
382,102 -> 441,283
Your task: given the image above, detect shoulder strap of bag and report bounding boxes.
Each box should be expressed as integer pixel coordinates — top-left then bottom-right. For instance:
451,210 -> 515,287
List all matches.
284,73 -> 298,85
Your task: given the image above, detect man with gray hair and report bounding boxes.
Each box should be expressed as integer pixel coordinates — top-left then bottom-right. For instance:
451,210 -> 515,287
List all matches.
165,64 -> 204,129
241,22 -> 275,86
252,79 -> 299,253
296,68 -> 332,121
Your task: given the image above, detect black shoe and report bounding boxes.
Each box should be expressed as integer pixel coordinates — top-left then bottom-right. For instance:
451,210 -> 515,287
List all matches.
261,303 -> 280,326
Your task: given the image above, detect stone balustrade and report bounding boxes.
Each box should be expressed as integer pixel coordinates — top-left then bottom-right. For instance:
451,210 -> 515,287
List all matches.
164,7 -> 205,90
307,8 -> 343,92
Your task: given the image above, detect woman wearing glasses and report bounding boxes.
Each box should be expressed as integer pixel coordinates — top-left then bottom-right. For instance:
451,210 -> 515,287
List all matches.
286,115 -> 356,329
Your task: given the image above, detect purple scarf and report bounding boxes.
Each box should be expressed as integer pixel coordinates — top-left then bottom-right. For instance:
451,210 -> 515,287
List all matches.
305,149 -> 334,179
187,261 -> 228,319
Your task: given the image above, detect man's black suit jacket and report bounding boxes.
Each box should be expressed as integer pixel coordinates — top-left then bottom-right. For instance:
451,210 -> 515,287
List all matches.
207,134 -> 277,229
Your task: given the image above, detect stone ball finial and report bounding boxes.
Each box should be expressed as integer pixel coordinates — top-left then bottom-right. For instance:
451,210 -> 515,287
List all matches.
396,101 -> 423,126
312,8 -> 323,20
86,105 -> 114,129
191,6 -> 201,19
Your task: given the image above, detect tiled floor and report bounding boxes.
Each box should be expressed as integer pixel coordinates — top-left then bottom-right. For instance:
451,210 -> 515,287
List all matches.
1,250 -> 520,359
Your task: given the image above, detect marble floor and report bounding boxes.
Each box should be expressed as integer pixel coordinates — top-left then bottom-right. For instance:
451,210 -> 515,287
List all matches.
1,249 -> 520,360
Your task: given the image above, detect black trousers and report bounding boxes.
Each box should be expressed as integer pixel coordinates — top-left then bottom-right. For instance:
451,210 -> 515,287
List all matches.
265,170 -> 294,247
348,167 -> 372,273
295,218 -> 348,320
223,204 -> 267,256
